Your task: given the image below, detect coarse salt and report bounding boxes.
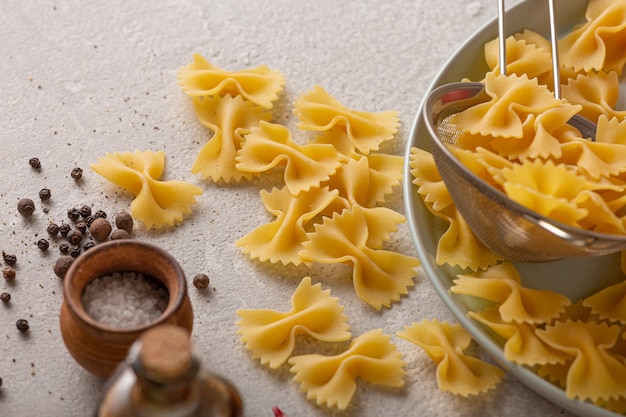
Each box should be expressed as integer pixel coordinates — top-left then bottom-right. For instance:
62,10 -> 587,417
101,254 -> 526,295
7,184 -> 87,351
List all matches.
82,271 -> 169,328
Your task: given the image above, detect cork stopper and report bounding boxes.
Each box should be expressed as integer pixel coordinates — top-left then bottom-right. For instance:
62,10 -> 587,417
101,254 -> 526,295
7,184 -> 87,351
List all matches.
137,324 -> 193,382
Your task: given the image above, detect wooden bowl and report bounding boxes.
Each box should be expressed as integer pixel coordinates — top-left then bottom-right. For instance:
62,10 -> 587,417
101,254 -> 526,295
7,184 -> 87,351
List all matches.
59,239 -> 194,379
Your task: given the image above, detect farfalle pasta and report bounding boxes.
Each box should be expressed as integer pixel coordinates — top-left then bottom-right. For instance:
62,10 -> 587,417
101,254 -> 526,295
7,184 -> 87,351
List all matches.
235,186 -> 343,266
236,121 -> 343,196
583,280 -> 626,324
190,94 -> 270,182
288,329 -> 405,410
450,262 -> 571,324
561,71 -> 626,123
91,150 -> 203,229
558,0 -> 626,75
236,277 -> 351,369
397,320 -> 503,397
178,53 -> 285,108
294,85 -> 399,155
299,205 -> 419,310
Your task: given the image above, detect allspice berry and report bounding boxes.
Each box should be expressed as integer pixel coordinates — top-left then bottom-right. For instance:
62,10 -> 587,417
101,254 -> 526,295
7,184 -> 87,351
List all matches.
192,273 -> 210,290
89,217 -> 112,242
110,229 -> 129,240
17,198 -> 35,216
114,211 -> 133,234
53,255 -> 74,279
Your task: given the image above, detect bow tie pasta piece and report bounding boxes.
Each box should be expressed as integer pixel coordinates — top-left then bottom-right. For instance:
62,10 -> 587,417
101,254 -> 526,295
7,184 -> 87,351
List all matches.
236,121 -> 343,196
397,320 -> 503,397
484,33 -> 553,84
91,150 -> 203,229
561,71 -> 626,124
536,320 -> 626,402
597,116 -> 626,145
583,280 -> 626,324
322,154 -> 403,208
288,329 -> 405,410
178,53 -> 285,109
294,85 -> 399,155
236,277 -> 351,369
409,147 -> 503,270
558,0 -> 626,75
468,307 -> 570,366
190,94 -> 270,182
236,186 -> 342,266
558,138 -> 626,180
451,262 -> 571,324
299,205 -> 419,309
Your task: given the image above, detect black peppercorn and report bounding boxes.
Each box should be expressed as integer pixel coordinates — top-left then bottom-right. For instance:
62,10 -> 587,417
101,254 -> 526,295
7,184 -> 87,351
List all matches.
2,252 -> 17,265
47,223 -> 60,237
94,210 -> 107,219
75,221 -> 87,234
59,223 -> 71,237
78,205 -> 91,218
67,207 -> 80,221
193,273 -> 210,290
29,157 -> 41,169
1,292 -> 10,303
83,241 -> 96,251
70,167 -> 83,179
53,255 -> 74,279
37,239 -> 49,251
38,188 -> 51,201
2,267 -> 15,281
59,242 -> 70,255
84,215 -> 95,227
16,319 -> 29,333
69,245 -> 81,258
17,198 -> 35,216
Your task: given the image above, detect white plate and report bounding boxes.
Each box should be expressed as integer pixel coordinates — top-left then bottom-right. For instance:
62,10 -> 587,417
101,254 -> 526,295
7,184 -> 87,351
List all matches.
403,0 -> 624,416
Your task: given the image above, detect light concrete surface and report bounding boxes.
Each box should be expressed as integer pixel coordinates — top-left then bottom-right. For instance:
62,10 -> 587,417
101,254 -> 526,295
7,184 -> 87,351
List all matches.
0,0 -> 579,416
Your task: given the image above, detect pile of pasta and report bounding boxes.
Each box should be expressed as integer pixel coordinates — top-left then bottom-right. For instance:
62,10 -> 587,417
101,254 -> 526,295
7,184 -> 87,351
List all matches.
176,53 -> 427,410
410,0 -> 626,411
178,52 -> 420,311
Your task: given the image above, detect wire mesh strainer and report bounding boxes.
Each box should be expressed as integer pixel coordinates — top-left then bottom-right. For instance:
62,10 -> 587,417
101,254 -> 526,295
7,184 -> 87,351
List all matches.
422,0 -> 626,263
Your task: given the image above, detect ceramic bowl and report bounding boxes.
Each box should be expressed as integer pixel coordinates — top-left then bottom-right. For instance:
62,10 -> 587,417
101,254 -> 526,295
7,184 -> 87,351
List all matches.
59,239 -> 194,379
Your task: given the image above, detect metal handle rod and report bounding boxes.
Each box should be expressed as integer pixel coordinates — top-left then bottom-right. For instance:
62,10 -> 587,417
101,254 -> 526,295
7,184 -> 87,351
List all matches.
548,0 -> 562,98
498,0 -> 506,75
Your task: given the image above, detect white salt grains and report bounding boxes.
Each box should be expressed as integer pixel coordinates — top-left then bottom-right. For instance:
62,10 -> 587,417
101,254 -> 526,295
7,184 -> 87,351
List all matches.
82,272 -> 169,328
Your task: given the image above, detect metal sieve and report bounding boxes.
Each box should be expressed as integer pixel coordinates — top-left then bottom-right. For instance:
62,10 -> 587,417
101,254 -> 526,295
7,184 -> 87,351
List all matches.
422,0 -> 626,263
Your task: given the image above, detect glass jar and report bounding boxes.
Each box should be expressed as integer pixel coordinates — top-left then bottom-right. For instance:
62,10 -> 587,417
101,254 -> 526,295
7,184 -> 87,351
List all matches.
95,324 -> 243,417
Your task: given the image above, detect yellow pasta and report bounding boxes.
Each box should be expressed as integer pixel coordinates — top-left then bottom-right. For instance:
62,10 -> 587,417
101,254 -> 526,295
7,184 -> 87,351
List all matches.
397,320 -> 504,397
299,205 -> 419,310
294,85 -> 399,155
190,94 -> 270,182
288,329 -> 405,410
409,147 -> 503,270
484,32 -> 553,84
559,0 -> 626,75
178,53 -> 285,108
91,150 -> 203,229
583,280 -> 626,324
236,121 -> 343,196
536,320 -> 626,401
236,186 -> 342,266
236,277 -> 351,369
451,262 -> 571,324
561,71 -> 626,123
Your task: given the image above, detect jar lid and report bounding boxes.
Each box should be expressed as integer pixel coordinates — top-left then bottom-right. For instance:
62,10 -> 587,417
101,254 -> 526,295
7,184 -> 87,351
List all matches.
137,324 -> 193,382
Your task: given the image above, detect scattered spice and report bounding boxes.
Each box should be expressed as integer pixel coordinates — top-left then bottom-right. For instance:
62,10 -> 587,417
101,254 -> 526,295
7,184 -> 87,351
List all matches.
37,239 -> 50,251
1,292 -> 10,303
16,319 -> 29,333
59,242 -> 70,255
272,406 -> 287,417
69,245 -> 81,258
17,198 -> 35,216
90,217 -> 112,242
94,210 -> 107,219
39,188 -> 51,201
66,229 -> 83,245
83,241 -> 96,251
75,221 -> 87,234
53,255 -> 74,279
84,215 -> 95,227
70,167 -> 83,180
29,157 -> 41,169
3,252 -> 17,265
114,211 -> 133,234
110,229 -> 129,240
2,267 -> 15,281
193,273 -> 210,290
47,223 -> 60,237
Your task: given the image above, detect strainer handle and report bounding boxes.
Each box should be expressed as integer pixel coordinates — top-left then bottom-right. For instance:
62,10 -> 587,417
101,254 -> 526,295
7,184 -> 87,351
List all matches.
524,215 -> 598,248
